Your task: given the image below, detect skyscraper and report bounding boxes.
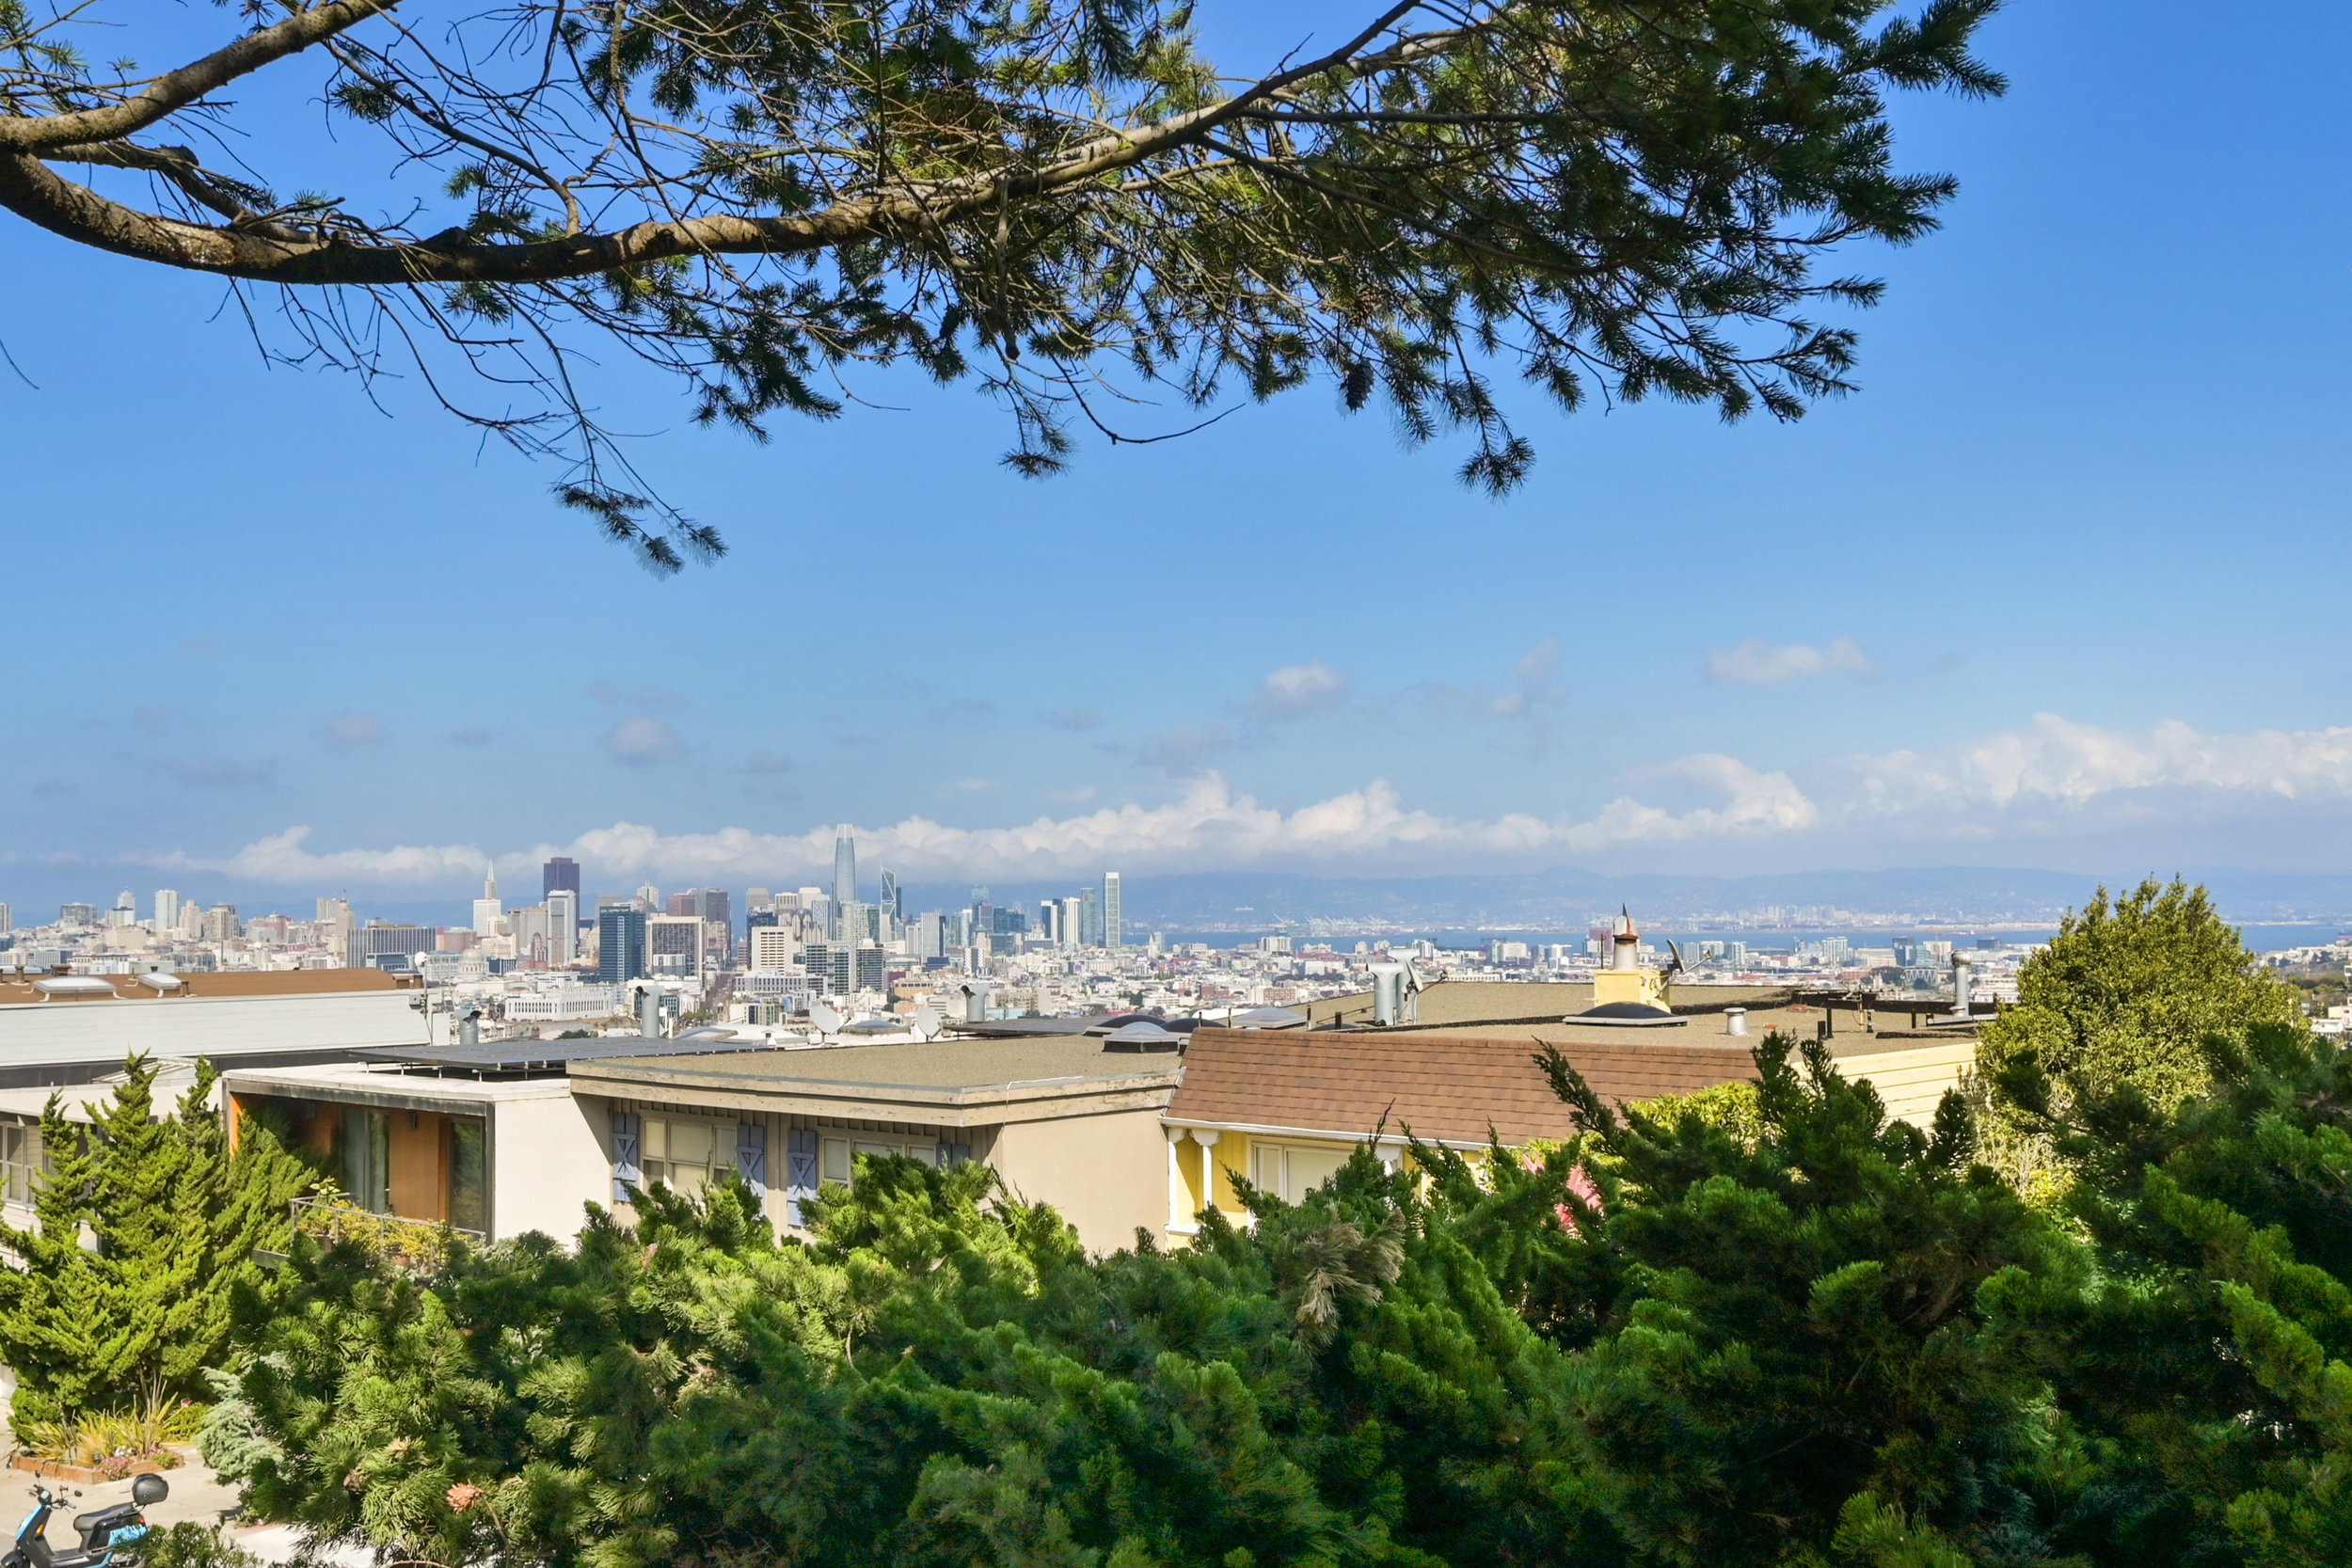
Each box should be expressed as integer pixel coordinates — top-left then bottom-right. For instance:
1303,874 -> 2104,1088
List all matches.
1061,895 -> 1082,951
879,869 -> 900,938
154,890 -> 182,931
832,826 -> 857,934
543,856 -> 580,903
473,864 -> 503,937
597,905 -> 648,984
1078,886 -> 1102,947
547,889 -> 579,964
1103,872 -> 1122,951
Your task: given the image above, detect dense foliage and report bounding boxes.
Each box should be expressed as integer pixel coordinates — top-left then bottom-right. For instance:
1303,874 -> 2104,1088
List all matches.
1994,1022 -> 2352,1568
0,1058 -> 320,1429
210,873 -> 2352,1567
1978,878 -> 2298,1118
226,1034 -> 2076,1567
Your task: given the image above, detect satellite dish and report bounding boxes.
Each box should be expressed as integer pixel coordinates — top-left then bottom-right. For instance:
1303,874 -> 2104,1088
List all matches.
912,1006 -> 943,1040
809,1000 -> 844,1034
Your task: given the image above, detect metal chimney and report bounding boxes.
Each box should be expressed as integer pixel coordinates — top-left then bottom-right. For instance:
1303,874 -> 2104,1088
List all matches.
458,1005 -> 480,1048
1951,952 -> 1973,1017
639,985 -> 661,1038
1369,961 -> 1405,1025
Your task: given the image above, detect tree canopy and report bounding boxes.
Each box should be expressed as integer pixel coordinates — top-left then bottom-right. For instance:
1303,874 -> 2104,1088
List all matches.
1974,878 -> 2301,1151
222,1035 -> 2082,1566
0,0 -> 2003,565
0,1057 -> 320,1429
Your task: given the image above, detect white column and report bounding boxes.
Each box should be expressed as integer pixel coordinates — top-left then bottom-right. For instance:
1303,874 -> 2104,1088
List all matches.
1166,1126 -> 1191,1235
1192,1130 -> 1221,1216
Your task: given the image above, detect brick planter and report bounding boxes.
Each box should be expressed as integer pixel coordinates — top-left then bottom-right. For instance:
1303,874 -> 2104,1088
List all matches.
9,1452 -> 173,1485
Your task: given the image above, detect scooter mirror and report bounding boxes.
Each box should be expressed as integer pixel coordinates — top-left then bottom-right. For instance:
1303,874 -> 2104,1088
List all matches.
131,1475 -> 168,1507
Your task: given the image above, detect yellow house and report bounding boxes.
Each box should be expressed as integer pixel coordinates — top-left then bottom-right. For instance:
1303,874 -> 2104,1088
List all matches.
1159,1024 -> 1764,1239
1160,1009 -> 1983,1241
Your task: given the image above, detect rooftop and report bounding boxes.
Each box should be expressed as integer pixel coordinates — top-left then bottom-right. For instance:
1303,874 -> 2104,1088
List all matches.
1168,1025 -> 1765,1149
1407,998 -> 1978,1056
0,968 -> 410,1006
569,1035 -> 1184,1124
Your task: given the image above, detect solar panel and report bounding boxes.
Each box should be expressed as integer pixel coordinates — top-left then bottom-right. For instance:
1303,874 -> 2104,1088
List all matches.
355,1032 -> 793,1073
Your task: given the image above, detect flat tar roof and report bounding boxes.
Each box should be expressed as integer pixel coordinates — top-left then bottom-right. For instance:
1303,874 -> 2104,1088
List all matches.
572,1034 -> 1183,1097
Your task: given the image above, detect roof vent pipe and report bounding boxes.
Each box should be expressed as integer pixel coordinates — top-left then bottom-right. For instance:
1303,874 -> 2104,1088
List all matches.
1952,952 -> 1973,1017
1724,1006 -> 1748,1037
1369,962 -> 1406,1026
639,985 -> 661,1038
458,1006 -> 481,1048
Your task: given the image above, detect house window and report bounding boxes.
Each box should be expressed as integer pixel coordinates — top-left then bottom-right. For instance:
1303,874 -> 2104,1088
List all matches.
641,1116 -> 725,1196
819,1134 -> 940,1186
342,1106 -> 391,1212
0,1122 -> 44,1206
1250,1141 -> 1351,1204
449,1117 -> 487,1233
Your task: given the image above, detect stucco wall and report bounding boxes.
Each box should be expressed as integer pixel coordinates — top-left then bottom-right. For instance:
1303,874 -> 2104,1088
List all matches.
0,990 -> 425,1074
489,1088 -> 612,1245
990,1106 -> 1168,1256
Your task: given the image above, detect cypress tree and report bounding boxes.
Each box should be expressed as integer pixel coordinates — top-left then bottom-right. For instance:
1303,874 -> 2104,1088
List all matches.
0,1056 -> 323,1428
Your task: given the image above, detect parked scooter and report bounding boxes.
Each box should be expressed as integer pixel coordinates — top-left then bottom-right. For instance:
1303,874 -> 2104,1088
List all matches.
2,1474 -> 167,1568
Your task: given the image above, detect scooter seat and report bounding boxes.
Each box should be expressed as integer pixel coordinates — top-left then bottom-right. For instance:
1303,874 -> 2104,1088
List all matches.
72,1506 -> 135,1536
49,1550 -> 107,1568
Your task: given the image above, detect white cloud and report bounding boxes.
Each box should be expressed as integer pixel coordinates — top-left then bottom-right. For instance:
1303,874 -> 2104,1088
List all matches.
604,716 -> 684,765
1843,714 -> 2352,814
1136,723 -> 1234,775
163,761 -> 1807,888
148,827 -> 488,883
146,714 -> 2352,889
1417,637 -> 1565,723
1705,637 -> 1873,685
1248,662 -> 1350,720
323,710 -> 386,749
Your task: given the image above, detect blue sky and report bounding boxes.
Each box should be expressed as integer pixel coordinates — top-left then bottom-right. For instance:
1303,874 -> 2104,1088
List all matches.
3,1 -> 2350,911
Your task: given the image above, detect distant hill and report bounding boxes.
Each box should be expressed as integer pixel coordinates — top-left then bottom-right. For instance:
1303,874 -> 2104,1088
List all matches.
904,867 -> 2352,932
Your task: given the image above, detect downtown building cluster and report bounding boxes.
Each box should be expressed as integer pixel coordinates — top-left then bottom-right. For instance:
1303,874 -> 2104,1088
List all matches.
0,847 -> 2053,1044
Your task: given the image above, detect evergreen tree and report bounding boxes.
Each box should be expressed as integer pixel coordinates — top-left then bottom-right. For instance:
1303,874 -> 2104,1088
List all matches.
1991,1022 -> 2352,1568
0,1082 -> 116,1427
1976,878 -> 2299,1142
227,1035 -> 2090,1567
0,1056 -> 323,1428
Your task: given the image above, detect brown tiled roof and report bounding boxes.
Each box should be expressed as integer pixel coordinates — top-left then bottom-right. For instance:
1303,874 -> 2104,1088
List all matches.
1168,1026 -> 1760,1148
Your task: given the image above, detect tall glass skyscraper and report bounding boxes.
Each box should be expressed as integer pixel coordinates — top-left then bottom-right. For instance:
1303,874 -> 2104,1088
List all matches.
832,826 -> 857,936
1103,872 -> 1121,951
543,855 -> 581,903
597,906 -> 648,984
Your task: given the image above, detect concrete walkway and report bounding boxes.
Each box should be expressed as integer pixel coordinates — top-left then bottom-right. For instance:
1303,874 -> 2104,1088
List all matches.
2,1455 -> 373,1566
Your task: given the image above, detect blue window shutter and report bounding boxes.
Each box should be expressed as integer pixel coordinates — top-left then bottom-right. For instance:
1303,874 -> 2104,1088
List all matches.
736,1123 -> 768,1214
786,1127 -> 819,1226
612,1110 -> 641,1204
